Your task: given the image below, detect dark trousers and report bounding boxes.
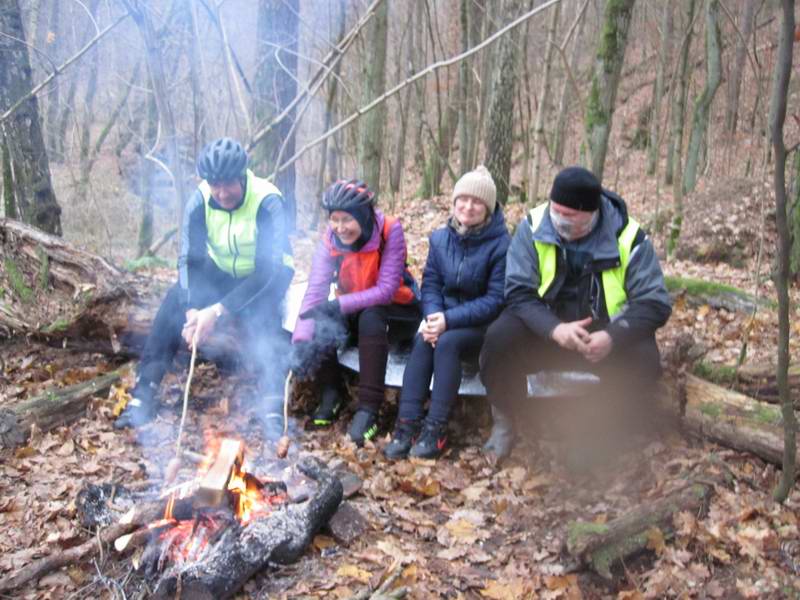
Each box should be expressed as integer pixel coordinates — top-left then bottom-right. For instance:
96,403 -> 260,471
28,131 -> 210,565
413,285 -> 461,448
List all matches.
398,327 -> 485,425
479,309 -> 662,412
317,303 -> 421,412
137,267 -> 288,407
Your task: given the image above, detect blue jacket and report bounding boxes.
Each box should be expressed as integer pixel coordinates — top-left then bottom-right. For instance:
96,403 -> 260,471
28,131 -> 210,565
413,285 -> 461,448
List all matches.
421,207 -> 511,329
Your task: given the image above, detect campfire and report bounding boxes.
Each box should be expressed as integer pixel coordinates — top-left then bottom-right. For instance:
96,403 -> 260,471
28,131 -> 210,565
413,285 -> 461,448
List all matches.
98,442 -> 343,600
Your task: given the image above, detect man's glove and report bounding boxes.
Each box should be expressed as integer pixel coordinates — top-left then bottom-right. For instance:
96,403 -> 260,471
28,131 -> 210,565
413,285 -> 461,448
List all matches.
289,341 -> 319,380
300,299 -> 341,321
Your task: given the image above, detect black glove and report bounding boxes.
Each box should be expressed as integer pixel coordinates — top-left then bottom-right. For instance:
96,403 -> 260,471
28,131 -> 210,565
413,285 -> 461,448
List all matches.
290,341 -> 319,380
300,299 -> 341,321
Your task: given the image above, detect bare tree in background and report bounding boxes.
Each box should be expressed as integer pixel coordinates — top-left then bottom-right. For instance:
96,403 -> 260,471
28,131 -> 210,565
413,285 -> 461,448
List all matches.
0,0 -> 62,235
584,0 -> 635,180
253,0 -> 299,229
646,2 -> 672,176
665,0 -> 696,188
769,0 -> 795,504
485,0 -> 522,206
552,0 -> 586,167
725,0 -> 758,135
357,0 -> 389,193
682,0 -> 722,196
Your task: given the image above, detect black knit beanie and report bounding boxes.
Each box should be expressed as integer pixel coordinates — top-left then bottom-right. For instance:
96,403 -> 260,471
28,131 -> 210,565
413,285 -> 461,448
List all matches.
549,166 -> 602,211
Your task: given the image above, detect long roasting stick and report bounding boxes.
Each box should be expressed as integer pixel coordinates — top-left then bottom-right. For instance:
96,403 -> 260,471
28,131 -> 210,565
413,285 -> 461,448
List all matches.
164,332 -> 199,483
275,371 -> 293,458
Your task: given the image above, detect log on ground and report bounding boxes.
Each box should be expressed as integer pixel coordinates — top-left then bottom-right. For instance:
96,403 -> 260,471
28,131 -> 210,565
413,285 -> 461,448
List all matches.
565,480 -> 715,579
0,369 -> 124,448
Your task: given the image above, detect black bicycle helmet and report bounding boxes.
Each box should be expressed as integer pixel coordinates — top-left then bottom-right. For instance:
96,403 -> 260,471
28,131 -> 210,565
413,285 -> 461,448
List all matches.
196,137 -> 248,182
321,179 -> 376,212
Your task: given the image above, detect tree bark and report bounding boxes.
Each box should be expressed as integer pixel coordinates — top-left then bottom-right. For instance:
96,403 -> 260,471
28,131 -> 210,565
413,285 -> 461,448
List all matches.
0,0 -> 62,236
251,0 -> 299,230
584,0 -> 636,180
682,0 -> 722,195
646,2 -> 672,175
724,0 -> 758,135
529,1 -> 561,204
565,480 -> 714,579
553,2 -> 586,167
769,0 -> 796,504
0,371 -> 123,449
357,0 -> 389,193
485,0 -> 522,206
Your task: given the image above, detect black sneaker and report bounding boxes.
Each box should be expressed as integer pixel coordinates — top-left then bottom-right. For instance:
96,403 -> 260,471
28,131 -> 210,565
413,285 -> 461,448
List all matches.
409,420 -> 448,459
383,419 -> 421,460
311,384 -> 343,427
114,381 -> 159,429
348,409 -> 379,446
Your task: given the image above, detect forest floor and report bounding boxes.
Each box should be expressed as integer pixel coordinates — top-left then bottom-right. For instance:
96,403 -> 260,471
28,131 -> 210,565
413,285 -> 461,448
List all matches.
2,158 -> 800,599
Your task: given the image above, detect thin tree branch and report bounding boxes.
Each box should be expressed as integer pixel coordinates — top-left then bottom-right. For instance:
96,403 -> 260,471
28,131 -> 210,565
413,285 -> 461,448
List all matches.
0,12 -> 129,125
273,0 -> 562,177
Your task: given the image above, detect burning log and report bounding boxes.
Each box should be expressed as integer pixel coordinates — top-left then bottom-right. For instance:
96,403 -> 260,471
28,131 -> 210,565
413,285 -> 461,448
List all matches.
150,456 -> 343,600
0,370 -> 123,448
564,479 -> 715,579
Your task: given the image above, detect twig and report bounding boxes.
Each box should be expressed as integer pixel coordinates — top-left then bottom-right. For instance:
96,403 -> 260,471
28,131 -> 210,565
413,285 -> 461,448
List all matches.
0,12 -> 129,125
276,371 -> 293,458
273,0 -> 562,177
164,333 -> 198,483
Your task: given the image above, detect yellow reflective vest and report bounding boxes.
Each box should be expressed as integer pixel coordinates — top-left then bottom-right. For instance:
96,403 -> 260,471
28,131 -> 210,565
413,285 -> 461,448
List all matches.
198,169 -> 282,278
528,203 -> 639,317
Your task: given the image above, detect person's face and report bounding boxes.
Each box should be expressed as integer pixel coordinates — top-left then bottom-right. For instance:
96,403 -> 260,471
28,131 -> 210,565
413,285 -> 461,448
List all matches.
329,210 -> 362,245
454,195 -> 488,227
549,201 -> 597,240
209,179 -> 244,209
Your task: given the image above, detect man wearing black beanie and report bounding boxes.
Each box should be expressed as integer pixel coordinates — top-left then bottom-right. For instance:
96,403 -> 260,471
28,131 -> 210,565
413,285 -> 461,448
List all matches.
479,166 -> 672,460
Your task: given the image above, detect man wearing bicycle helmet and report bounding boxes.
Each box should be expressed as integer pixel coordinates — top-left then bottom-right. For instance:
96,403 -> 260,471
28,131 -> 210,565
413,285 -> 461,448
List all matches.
115,138 -> 294,436
290,179 -> 421,446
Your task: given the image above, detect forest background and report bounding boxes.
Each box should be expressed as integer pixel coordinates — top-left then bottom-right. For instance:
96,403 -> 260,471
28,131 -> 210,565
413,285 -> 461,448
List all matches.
2,0 -> 800,598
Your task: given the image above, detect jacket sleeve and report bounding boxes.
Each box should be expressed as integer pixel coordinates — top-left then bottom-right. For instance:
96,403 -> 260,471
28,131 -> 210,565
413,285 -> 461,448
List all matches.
178,189 -> 209,308
219,194 -> 295,314
444,240 -> 509,329
420,234 -> 446,318
504,218 -> 562,339
605,234 -> 672,345
337,219 -> 406,314
292,236 -> 337,343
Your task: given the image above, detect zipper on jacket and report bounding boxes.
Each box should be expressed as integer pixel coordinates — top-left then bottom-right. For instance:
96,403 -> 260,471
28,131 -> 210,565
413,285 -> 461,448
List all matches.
233,234 -> 240,278
226,213 -> 237,278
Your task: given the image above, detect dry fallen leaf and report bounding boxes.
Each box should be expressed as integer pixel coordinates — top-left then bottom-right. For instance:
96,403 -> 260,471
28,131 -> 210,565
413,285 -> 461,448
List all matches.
336,564 -> 371,583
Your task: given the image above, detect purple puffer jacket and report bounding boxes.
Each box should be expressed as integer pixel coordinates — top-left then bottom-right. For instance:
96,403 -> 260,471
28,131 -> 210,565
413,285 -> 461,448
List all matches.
292,209 -> 409,342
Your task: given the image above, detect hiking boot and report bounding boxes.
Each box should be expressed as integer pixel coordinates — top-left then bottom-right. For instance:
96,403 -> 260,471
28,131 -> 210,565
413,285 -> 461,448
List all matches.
409,420 -> 448,459
383,419 -> 421,460
482,405 -> 515,459
114,381 -> 159,429
311,384 -> 343,427
348,409 -> 379,446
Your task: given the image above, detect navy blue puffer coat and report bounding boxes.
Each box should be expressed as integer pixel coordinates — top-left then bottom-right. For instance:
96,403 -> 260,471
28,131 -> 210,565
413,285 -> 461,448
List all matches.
421,207 -> 511,329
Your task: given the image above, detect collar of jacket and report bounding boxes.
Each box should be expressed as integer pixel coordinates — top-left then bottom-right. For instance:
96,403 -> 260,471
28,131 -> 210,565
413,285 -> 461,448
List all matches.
530,193 -> 629,262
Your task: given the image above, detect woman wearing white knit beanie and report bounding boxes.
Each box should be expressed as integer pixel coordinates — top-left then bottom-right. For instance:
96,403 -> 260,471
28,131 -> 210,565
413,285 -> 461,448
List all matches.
384,165 -> 510,460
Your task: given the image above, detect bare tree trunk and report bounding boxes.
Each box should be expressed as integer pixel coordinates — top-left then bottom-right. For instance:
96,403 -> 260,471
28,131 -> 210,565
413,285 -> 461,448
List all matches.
665,0 -> 696,188
458,0 -> 472,176
389,13 -> 414,195
529,1 -> 561,205
137,96 -> 158,258
123,0 -> 190,240
584,0 -> 636,180
553,2 -> 586,167
472,0 -> 496,172
0,0 -> 62,235
790,148 -> 800,278
357,0 -> 389,192
770,0 -> 796,504
185,0 -> 209,155
44,0 -> 62,161
252,0 -> 299,229
725,0 -> 758,135
485,0 -> 522,206
2,135 -> 15,218
646,2 -> 673,175
682,0 -> 722,195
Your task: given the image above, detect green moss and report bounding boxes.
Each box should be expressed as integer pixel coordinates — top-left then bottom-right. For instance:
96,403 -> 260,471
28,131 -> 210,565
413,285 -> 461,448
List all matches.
664,275 -> 749,298
5,258 -> 33,303
749,404 -> 781,426
43,317 -> 70,333
590,530 -> 649,579
125,255 -> 169,272
693,361 -> 737,384
36,245 -> 49,291
698,402 -> 722,418
567,521 -> 610,548
585,77 -> 607,131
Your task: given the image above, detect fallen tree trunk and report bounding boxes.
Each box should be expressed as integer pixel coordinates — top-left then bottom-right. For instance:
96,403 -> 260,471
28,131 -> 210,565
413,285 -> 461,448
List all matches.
0,370 -> 124,448
734,362 -> 800,405
565,480 -> 715,578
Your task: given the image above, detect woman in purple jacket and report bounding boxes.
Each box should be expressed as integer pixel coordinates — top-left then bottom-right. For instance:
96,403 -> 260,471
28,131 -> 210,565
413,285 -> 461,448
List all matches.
291,180 -> 421,445
385,166 -> 510,459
